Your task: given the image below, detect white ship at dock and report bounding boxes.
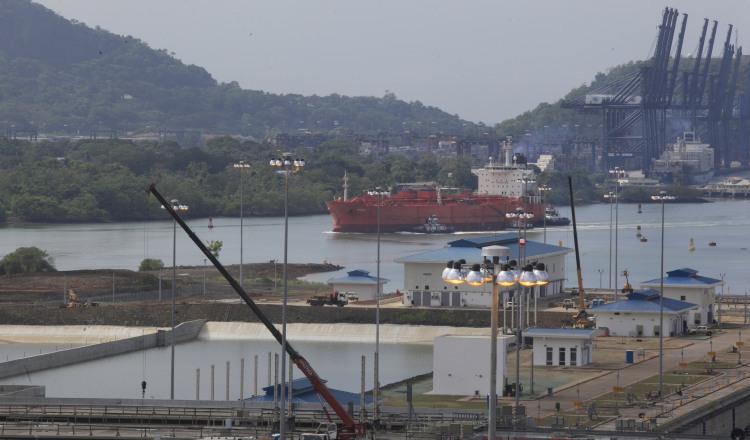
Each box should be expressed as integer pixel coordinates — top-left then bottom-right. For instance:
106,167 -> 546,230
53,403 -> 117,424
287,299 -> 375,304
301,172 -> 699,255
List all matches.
652,132 -> 714,185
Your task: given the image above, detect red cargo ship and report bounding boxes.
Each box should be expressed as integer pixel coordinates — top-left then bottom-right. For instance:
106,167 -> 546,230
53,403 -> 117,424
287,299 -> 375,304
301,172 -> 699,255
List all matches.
327,186 -> 541,233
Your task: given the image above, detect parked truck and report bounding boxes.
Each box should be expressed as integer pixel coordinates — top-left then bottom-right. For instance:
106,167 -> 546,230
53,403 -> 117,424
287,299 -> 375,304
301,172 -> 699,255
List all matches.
307,291 -> 349,307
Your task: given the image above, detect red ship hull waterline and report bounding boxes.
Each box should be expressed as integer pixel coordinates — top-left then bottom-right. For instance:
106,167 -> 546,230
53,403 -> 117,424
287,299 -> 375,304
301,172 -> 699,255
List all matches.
326,188 -> 543,233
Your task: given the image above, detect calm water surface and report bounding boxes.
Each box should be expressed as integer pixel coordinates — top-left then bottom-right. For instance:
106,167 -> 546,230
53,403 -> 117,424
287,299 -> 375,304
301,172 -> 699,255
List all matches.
1,199 -> 749,399
0,199 -> 748,292
0,339 -> 431,400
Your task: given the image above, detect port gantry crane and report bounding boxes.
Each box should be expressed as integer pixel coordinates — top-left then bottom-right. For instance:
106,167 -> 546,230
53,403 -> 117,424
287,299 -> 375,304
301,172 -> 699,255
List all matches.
147,184 -> 367,440
561,7 -> 748,175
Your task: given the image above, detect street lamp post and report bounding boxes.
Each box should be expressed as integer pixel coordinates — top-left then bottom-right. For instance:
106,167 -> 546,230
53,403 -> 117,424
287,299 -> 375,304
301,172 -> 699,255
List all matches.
270,153 -> 304,440
652,190 -> 674,399
167,199 -> 188,400
608,167 -> 624,298
233,161 -> 251,288
605,191 -> 614,290
442,249 -> 548,437
506,207 -> 534,327
719,273 -> 726,330
368,187 -> 388,424
539,185 -> 551,244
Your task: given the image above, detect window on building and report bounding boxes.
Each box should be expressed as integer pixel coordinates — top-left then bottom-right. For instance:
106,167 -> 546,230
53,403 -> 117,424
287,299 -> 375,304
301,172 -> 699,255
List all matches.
546,347 -> 553,365
558,347 -> 566,366
570,347 -> 577,365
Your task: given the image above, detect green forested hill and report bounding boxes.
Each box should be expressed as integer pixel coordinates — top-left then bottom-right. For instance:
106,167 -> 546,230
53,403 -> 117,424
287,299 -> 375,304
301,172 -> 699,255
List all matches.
0,1 -> 472,138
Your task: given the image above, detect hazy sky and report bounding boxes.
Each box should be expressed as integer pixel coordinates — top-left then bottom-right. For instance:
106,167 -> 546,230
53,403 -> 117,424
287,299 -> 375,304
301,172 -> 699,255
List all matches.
34,1 -> 750,124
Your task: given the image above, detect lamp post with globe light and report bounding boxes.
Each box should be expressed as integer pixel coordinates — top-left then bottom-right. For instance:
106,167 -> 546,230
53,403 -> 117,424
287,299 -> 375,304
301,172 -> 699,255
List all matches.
233,160 -> 251,288
608,167 -> 624,298
165,199 -> 188,400
269,153 -> 304,440
442,249 -> 548,436
367,186 -> 389,423
506,207 -> 534,326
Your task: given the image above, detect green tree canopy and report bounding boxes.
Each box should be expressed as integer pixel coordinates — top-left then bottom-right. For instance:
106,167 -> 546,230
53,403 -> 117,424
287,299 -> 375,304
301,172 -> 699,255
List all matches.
0,246 -> 56,275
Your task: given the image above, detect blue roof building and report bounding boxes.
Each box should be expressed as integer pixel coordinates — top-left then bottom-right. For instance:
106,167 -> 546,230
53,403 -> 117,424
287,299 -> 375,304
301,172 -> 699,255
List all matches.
594,289 -> 698,337
326,269 -> 389,301
395,233 -> 572,311
639,267 -> 722,327
244,377 -> 373,406
523,327 -> 602,366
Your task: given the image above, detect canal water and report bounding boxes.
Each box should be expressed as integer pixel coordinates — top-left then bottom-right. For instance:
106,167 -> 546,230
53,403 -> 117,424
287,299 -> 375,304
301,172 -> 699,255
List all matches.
0,199 -> 748,293
1,198 -> 749,399
0,335 -> 432,401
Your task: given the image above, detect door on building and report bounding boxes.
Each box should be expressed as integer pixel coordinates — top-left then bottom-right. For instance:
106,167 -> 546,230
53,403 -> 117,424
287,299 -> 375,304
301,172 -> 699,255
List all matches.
451,291 -> 460,306
441,291 -> 450,306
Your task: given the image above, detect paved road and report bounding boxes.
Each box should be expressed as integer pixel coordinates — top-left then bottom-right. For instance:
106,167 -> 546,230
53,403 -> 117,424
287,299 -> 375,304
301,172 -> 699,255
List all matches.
529,322 -> 750,430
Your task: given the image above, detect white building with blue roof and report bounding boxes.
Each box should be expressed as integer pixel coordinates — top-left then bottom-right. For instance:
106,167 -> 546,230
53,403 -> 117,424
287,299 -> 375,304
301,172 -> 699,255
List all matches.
524,327 -> 601,366
639,268 -> 722,326
326,269 -> 389,301
395,233 -> 572,308
592,290 -> 697,337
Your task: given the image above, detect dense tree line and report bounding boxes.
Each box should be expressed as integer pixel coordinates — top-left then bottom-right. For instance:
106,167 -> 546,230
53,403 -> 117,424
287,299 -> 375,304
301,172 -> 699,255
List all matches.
0,136 -> 482,223
0,134 -> 699,224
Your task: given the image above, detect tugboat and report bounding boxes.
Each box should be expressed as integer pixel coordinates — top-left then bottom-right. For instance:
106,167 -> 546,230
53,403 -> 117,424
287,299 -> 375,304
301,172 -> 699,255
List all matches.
545,206 -> 571,226
413,215 -> 454,233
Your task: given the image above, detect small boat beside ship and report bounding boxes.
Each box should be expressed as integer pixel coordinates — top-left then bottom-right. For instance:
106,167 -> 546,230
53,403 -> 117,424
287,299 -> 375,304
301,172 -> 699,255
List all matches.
413,215 -> 454,233
544,206 -> 571,226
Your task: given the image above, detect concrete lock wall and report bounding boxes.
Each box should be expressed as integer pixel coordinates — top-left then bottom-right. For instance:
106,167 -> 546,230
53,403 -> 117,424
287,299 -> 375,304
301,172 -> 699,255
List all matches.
0,320 -> 205,380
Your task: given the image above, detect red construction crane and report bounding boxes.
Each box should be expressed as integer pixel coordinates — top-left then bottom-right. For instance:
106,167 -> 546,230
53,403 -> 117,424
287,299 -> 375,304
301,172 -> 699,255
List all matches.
146,184 -> 366,439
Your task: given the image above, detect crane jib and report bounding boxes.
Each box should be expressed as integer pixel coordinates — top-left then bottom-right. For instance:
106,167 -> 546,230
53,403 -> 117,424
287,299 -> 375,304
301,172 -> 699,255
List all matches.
145,184 -> 362,435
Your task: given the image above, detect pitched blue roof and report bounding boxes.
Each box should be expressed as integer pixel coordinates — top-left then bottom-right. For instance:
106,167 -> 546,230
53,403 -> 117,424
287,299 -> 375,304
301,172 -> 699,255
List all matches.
593,291 -> 696,313
395,233 -> 571,263
523,328 -> 600,338
244,377 -> 373,404
327,269 -> 389,284
641,267 -> 722,286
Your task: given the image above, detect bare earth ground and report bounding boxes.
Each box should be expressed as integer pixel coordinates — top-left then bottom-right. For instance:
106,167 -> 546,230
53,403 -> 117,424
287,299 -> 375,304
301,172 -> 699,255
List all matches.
0,262 -> 341,304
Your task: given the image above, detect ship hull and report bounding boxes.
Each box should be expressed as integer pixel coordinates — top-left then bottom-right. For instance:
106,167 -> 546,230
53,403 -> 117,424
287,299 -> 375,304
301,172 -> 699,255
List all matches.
327,197 -> 542,233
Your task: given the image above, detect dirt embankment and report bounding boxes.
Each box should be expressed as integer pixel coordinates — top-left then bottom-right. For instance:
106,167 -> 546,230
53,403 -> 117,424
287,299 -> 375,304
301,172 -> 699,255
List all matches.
0,263 -> 572,328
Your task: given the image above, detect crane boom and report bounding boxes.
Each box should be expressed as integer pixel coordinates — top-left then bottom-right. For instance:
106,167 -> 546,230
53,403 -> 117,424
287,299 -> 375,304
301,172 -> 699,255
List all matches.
567,176 -> 590,327
146,184 -> 363,438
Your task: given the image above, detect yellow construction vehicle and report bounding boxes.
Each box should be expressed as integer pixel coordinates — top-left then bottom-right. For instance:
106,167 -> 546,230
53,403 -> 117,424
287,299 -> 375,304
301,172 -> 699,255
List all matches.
65,290 -> 98,308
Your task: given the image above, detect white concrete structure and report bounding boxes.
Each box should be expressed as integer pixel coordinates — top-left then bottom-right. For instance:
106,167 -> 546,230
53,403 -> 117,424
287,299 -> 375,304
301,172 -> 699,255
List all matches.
396,233 -> 572,309
639,268 -> 721,326
432,334 -> 513,396
472,160 -> 538,199
593,290 -> 696,337
524,328 -> 600,366
326,269 -> 389,301
536,154 -> 555,172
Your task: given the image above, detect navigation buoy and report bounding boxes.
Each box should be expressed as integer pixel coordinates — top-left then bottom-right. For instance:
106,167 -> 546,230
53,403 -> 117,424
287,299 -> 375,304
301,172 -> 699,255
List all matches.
558,240 -> 563,247
689,238 -> 695,252
208,217 -> 214,229
637,203 -> 642,214
636,225 -> 642,238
